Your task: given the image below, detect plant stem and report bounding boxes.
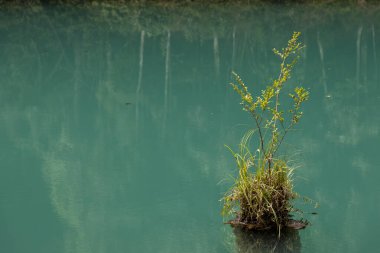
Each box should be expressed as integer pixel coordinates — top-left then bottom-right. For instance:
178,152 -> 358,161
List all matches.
251,111 -> 265,153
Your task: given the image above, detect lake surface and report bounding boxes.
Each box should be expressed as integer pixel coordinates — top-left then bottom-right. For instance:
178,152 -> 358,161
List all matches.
1,3 -> 380,253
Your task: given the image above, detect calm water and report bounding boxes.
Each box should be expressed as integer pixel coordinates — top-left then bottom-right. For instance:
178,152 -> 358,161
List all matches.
1,3 -> 380,253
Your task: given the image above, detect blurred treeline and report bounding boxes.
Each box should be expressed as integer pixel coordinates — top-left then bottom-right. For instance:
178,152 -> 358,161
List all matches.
0,0 -> 378,6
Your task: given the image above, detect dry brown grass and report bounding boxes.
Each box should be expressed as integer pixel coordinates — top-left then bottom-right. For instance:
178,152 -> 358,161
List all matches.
223,132 -> 296,232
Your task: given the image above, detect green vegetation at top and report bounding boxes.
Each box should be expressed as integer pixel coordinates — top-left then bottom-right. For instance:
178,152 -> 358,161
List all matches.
1,0 -> 378,42
0,0 -> 377,5
223,32 -> 309,233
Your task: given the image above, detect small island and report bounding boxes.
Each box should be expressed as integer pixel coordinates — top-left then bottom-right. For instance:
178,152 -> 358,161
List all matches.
222,32 -> 311,235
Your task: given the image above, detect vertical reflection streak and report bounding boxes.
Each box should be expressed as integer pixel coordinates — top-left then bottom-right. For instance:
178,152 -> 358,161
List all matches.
136,30 -> 145,136
162,30 -> 171,136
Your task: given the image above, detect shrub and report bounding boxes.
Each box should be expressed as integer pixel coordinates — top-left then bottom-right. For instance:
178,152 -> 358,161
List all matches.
223,32 -> 309,233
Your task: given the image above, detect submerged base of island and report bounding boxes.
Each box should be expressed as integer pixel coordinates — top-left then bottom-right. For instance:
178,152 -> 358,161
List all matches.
225,218 -> 308,231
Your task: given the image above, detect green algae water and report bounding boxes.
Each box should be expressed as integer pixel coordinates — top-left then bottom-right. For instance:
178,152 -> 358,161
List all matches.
1,3 -> 380,253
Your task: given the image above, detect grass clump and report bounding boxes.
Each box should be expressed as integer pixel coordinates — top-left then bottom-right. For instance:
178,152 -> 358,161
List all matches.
223,32 -> 309,233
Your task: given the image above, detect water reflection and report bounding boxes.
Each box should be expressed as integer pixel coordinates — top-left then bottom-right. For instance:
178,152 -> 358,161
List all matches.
0,2 -> 380,253
233,228 -> 301,253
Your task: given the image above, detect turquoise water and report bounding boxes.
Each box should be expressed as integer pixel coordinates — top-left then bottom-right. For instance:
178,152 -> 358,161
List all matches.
1,4 -> 380,253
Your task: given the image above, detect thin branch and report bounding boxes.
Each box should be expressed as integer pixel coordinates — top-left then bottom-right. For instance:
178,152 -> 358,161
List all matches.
272,122 -> 294,157
248,109 -> 264,154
